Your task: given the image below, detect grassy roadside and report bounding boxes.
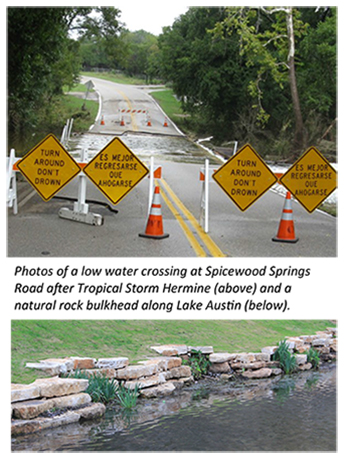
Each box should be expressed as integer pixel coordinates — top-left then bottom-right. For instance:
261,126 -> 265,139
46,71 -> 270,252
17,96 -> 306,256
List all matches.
12,319 -> 336,384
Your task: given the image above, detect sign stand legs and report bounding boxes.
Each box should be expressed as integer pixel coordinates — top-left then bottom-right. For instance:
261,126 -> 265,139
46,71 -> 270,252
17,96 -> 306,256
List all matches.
58,148 -> 103,226
7,148 -> 18,215
200,158 -> 209,233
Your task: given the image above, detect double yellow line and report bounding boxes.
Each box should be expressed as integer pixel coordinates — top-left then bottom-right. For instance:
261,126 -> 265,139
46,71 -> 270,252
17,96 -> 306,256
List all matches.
157,178 -> 226,257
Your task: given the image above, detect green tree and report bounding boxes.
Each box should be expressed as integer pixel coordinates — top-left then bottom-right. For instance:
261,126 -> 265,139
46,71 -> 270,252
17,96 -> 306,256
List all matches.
159,7 -> 253,142
119,30 -> 159,81
8,8 -> 87,142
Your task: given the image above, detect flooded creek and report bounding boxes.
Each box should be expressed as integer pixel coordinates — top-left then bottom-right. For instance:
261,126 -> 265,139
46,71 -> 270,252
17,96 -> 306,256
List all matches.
12,364 -> 336,451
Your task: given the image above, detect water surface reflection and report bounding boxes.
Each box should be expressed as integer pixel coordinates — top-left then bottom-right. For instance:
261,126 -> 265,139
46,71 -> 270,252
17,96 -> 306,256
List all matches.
12,364 -> 336,451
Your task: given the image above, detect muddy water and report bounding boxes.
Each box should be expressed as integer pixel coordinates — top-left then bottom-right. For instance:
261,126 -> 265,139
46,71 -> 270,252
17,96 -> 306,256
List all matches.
68,132 -> 222,165
12,364 -> 336,451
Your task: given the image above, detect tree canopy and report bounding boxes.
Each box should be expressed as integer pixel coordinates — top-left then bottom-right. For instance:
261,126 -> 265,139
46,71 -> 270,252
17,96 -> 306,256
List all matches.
8,7 -> 337,158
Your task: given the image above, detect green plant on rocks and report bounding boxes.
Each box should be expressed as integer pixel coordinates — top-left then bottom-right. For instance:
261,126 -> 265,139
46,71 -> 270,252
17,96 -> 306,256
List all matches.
185,349 -> 211,380
116,383 -> 141,409
306,347 -> 320,368
63,370 -> 140,407
273,339 -> 297,375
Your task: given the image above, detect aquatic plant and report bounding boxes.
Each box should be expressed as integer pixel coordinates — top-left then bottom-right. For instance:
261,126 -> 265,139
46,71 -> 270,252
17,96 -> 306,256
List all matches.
116,383 -> 141,409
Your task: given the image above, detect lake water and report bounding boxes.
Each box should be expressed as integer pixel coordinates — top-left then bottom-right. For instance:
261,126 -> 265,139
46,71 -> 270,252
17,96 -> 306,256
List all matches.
12,364 -> 336,451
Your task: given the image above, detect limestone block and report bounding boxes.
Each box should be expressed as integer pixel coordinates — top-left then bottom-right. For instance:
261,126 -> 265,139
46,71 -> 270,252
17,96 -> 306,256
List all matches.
330,339 -> 337,352
209,362 -> 230,373
53,392 -> 91,409
270,368 -> 283,376
151,344 -> 188,356
26,358 -> 73,376
242,368 -> 272,379
326,327 -> 337,336
138,357 -> 182,371
234,353 -> 256,363
11,383 -> 40,403
124,373 -> 166,390
188,346 -> 214,354
209,352 -> 235,363
96,357 -> 129,369
298,362 -> 312,371
140,382 -> 175,398
299,335 -> 315,344
261,346 -> 277,357
71,357 -> 97,370
312,337 -> 331,347
34,376 -> 89,398
285,337 -> 305,351
117,364 -> 159,380
12,398 -> 54,420
25,362 -> 61,376
295,354 -> 307,366
231,361 -> 268,370
75,402 -> 106,420
11,411 -> 81,436
163,365 -> 192,380
254,353 -> 271,362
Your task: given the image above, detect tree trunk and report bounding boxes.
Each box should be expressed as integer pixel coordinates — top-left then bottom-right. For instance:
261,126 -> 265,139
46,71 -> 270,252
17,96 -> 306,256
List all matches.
286,7 -> 304,157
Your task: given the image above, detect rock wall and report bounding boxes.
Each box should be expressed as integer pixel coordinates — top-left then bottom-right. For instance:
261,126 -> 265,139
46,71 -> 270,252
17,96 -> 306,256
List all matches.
11,376 -> 105,436
12,327 -> 337,437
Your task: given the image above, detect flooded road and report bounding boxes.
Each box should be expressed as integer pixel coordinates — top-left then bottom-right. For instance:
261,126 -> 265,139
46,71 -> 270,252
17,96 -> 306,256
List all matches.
68,131 -> 221,165
12,364 -> 337,451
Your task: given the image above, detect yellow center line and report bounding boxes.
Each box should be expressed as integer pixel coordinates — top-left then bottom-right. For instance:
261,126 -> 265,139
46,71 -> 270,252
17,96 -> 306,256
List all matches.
116,88 -> 139,132
158,185 -> 207,257
158,178 -> 227,258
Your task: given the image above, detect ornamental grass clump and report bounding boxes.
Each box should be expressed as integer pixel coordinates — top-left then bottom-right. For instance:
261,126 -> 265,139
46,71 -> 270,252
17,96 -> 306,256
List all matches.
116,383 -> 141,409
273,339 -> 297,375
306,347 -> 320,368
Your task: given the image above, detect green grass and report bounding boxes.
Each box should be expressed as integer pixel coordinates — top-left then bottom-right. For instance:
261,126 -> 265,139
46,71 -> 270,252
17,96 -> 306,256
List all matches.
11,320 -> 335,384
149,89 -> 184,123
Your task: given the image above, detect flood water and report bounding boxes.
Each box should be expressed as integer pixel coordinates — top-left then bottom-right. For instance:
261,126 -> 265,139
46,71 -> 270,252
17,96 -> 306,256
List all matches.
12,364 -> 336,451
68,132 -> 222,165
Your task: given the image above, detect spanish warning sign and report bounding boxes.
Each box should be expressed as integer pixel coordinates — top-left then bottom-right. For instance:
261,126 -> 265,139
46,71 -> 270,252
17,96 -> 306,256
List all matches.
83,137 -> 149,205
16,134 -> 81,201
212,143 -> 277,211
280,147 -> 337,213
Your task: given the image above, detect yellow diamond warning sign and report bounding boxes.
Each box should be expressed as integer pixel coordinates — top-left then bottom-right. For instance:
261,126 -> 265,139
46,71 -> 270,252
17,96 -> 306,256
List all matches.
212,143 -> 277,211
83,137 -> 149,205
280,147 -> 337,213
17,134 -> 81,201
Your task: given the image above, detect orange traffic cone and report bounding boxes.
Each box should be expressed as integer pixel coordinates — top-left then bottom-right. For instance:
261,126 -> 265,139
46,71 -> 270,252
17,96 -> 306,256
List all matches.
139,186 -> 169,239
147,118 -> 152,127
163,117 -> 168,127
272,191 -> 298,243
100,116 -> 105,125
120,116 -> 125,126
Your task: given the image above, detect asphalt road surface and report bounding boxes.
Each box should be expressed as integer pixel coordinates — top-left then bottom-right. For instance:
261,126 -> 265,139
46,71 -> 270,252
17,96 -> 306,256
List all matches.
7,79 -> 337,257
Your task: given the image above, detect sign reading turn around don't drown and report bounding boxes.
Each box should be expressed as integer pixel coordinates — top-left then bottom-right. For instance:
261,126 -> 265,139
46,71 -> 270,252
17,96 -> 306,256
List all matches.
83,137 -> 149,205
212,143 -> 277,211
279,146 -> 337,213
17,134 -> 81,201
